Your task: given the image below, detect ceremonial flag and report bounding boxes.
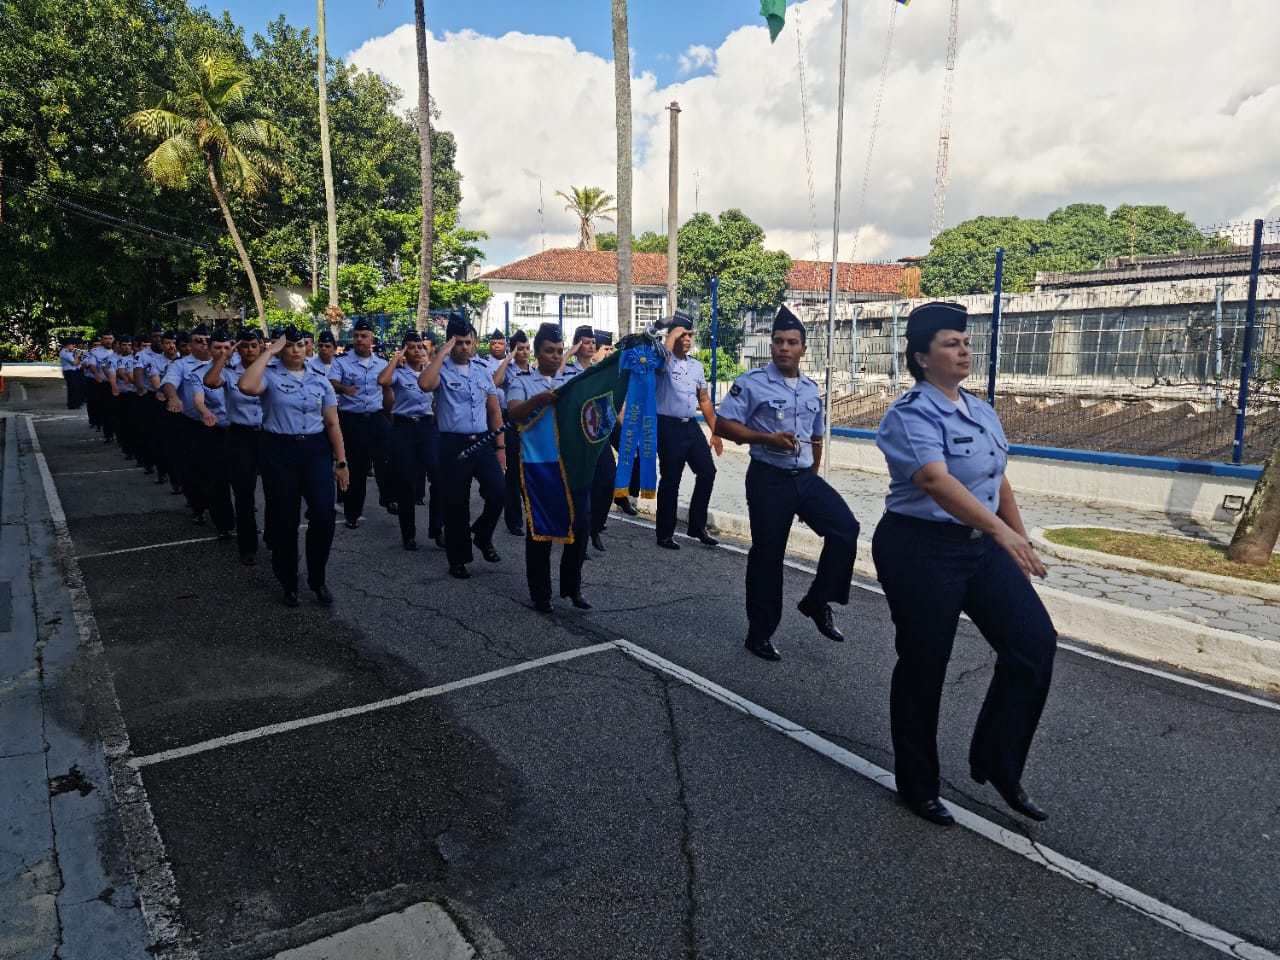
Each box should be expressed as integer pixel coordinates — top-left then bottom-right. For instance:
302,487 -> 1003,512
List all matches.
520,350 -> 628,542
760,0 -> 786,42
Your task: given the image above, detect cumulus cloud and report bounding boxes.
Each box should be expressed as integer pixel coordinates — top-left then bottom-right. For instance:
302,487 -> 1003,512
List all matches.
677,44 -> 715,76
349,0 -> 1280,269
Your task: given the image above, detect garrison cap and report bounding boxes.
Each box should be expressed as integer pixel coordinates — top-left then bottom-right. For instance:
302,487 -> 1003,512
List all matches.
150,322 -> 165,334
488,328 -> 506,341
534,322 -> 563,347
190,324 -> 210,338
771,305 -> 806,341
317,331 -> 336,345
594,329 -> 613,347
401,330 -> 423,346
905,301 -> 968,347
572,324 -> 595,344
445,311 -> 473,340
211,329 -> 232,343
282,325 -> 304,343
132,332 -> 147,344
352,317 -> 374,333
508,329 -> 529,345
236,327 -> 260,342
422,330 -> 438,346
175,331 -> 191,344
668,310 -> 695,332
162,330 -> 177,340
100,330 -> 115,339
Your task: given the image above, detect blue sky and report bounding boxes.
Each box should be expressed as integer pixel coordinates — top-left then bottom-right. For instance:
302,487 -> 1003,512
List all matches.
204,0 -> 751,84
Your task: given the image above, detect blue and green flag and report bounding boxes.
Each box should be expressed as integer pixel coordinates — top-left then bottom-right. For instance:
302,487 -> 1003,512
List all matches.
760,0 -> 786,42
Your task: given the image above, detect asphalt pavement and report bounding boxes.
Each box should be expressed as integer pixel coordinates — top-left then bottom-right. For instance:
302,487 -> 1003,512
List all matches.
3,375 -> 1279,960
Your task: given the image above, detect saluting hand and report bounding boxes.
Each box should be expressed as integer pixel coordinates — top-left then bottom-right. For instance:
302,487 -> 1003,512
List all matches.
267,334 -> 287,356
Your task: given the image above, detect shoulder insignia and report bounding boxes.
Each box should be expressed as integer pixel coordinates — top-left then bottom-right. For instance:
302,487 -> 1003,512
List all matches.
729,383 -> 743,397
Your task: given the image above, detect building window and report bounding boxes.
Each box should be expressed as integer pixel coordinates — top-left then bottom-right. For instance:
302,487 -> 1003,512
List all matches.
635,294 -> 664,326
561,294 -> 592,318
514,293 -> 543,317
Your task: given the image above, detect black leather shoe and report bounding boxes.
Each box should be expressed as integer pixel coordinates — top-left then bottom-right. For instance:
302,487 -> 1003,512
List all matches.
344,519 -> 360,530
384,501 -> 399,516
797,595 -> 844,642
282,591 -> 300,608
973,773 -> 1049,821
614,496 -> 638,516
312,585 -> 334,605
403,538 -> 418,551
744,637 -> 782,661
533,599 -> 554,613
657,537 -> 680,550
590,532 -> 605,551
562,593 -> 592,610
433,533 -> 446,549
191,510 -> 206,525
477,543 -> 501,563
449,563 -> 471,580
903,796 -> 955,827
690,529 -> 718,547
508,526 -> 525,537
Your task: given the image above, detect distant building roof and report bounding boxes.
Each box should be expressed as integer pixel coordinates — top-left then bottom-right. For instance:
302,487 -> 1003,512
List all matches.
478,248 -> 669,286
786,260 -> 905,295
1035,244 -> 1280,290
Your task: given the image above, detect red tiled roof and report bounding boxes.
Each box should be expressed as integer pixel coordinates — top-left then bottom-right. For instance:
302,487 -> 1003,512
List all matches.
786,260 -> 905,295
478,248 -> 669,286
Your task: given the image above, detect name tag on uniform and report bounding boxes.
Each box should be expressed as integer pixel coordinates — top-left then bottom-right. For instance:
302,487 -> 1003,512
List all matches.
953,436 -> 974,444
769,398 -> 786,420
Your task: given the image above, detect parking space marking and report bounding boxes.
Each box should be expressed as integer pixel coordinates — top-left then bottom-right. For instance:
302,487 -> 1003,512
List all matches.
25,415 -> 199,959
613,638 -> 1279,960
130,642 -> 617,770
59,467 -> 144,476
618,515 -> 1280,713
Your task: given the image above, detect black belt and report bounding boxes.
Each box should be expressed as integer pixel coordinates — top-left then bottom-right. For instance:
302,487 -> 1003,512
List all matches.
339,410 -> 382,418
392,414 -> 434,424
659,414 -> 695,423
229,423 -> 263,432
442,431 -> 485,441
264,431 -> 325,441
750,459 -> 808,477
882,510 -> 984,540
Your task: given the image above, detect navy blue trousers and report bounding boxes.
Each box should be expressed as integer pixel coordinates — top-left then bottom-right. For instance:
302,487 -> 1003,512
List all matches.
656,416 -> 716,540
337,411 -> 392,524
505,441 -> 525,532
63,371 -> 84,409
259,432 -> 336,594
388,415 -> 440,542
743,460 -> 859,643
438,432 -> 505,565
227,425 -> 261,558
188,422 -> 234,534
872,511 -> 1057,804
525,489 -> 589,603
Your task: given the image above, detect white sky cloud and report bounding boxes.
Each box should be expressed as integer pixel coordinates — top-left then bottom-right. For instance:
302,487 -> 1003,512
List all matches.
348,0 -> 1280,269
677,44 -> 715,76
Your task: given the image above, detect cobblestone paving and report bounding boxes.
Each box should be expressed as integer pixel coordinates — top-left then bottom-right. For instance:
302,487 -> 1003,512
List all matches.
658,441 -> 1279,645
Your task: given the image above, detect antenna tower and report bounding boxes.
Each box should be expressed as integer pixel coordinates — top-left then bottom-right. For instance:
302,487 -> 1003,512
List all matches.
930,0 -> 960,239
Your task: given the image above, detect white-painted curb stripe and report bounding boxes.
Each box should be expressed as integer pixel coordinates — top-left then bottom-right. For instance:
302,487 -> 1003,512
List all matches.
76,537 -> 219,560
613,639 -> 1280,960
131,643 -> 616,769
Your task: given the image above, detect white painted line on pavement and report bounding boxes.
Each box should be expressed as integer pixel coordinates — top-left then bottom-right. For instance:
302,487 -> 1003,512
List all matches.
16,381 -> 28,402
621,516 -> 1280,713
76,537 -> 219,560
23,416 -> 199,959
60,467 -> 142,476
614,638 -> 1279,960
131,642 -> 616,769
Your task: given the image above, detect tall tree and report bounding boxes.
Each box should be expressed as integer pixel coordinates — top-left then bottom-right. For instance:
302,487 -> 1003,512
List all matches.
316,0 -> 339,312
414,0 -> 434,331
556,185 -> 617,252
126,49 -> 289,324
611,0 -> 632,336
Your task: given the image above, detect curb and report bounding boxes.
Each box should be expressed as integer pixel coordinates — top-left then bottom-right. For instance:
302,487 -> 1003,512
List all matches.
1031,525 -> 1280,603
628,500 -> 1280,693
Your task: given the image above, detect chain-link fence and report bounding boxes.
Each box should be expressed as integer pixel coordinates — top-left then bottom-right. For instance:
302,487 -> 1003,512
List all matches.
695,219 -> 1280,465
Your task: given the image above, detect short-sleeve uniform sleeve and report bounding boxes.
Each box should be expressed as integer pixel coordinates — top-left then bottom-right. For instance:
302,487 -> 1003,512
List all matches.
807,394 -> 825,438
506,375 -> 532,405
318,376 -> 337,409
876,403 -> 946,481
716,376 -> 753,424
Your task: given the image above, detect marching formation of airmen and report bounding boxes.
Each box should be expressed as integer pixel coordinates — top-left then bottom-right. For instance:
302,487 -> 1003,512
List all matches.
58,301 -> 1058,828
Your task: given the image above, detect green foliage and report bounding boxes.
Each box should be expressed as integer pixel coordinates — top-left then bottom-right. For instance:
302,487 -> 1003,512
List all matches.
262,306 -> 312,331
597,230 -> 667,253
692,348 -> 742,382
555,185 -> 616,249
677,210 -> 791,354
920,204 -> 1211,296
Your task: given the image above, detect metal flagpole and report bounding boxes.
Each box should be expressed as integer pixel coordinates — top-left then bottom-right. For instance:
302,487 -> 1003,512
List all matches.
821,0 -> 851,479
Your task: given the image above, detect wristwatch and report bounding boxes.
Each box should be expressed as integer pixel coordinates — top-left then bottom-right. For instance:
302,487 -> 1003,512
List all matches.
335,461 -> 348,469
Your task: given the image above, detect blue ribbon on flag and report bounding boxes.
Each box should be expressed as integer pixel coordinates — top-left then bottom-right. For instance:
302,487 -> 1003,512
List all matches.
614,344 -> 661,498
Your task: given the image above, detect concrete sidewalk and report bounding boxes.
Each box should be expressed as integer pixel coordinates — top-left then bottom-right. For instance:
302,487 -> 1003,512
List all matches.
647,434 -> 1280,691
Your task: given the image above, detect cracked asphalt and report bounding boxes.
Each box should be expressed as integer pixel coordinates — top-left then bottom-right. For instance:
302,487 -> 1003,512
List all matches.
5,376 -> 1280,960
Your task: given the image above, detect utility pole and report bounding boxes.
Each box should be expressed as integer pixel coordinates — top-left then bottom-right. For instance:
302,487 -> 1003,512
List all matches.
311,224 -> 318,297
666,101 -> 680,318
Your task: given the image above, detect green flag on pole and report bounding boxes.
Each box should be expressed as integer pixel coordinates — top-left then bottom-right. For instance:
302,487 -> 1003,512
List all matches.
760,0 -> 786,42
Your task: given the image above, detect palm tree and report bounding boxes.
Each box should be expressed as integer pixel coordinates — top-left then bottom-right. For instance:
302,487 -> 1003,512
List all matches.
555,185 -> 617,251
612,1 -> 633,336
126,50 -> 288,325
317,0 -> 340,314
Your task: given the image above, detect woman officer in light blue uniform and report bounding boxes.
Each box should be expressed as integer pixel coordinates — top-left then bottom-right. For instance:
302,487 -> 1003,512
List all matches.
873,301 -> 1056,828
377,330 -> 440,551
238,326 -> 349,607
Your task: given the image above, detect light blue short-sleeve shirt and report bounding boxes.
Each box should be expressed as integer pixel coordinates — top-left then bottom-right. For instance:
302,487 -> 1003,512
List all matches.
389,364 -> 435,418
875,381 -> 1008,523
220,365 -> 264,427
656,354 -> 707,418
330,352 -> 388,414
715,363 -> 823,470
433,356 -> 497,434
260,366 -> 337,435
506,367 -> 574,409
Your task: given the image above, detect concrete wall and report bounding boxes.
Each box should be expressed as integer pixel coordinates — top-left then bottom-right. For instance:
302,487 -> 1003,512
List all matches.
482,282 -> 668,337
